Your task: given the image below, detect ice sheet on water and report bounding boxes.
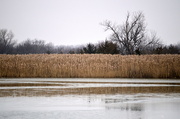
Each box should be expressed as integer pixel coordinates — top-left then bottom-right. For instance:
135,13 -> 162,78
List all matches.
0,83 -> 179,89
1,78 -> 180,119
0,94 -> 180,119
1,78 -> 180,90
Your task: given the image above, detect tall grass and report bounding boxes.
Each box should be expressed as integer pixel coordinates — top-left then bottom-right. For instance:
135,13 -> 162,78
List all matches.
0,54 -> 179,78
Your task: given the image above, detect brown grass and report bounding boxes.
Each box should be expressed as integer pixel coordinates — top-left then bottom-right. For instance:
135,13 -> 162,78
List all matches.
0,54 -> 179,78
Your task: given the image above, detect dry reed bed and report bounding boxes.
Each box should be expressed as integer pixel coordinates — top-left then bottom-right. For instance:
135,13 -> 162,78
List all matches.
0,54 -> 179,78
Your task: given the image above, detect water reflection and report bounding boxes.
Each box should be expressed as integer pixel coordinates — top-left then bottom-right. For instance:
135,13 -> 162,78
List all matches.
0,94 -> 180,119
0,78 -> 180,119
1,86 -> 180,97
105,103 -> 143,112
103,98 -> 139,104
0,78 -> 180,97
83,94 -> 180,119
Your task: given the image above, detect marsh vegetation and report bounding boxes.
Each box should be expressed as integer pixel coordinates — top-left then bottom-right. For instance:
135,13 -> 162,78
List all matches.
0,54 -> 179,78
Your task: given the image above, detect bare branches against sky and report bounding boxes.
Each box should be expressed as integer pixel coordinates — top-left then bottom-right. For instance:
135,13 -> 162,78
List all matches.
0,0 -> 179,45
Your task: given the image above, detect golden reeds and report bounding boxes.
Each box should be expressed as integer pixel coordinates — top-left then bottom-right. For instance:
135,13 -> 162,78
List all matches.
0,54 -> 179,78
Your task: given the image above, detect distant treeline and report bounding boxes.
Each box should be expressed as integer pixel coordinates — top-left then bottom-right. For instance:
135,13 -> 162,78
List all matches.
1,12 -> 180,55
0,29 -> 180,55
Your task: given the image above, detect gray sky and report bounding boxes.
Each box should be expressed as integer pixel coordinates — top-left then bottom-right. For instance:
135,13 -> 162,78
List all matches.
0,0 -> 179,46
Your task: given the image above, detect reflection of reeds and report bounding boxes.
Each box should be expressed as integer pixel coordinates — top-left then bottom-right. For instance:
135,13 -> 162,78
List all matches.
1,86 -> 180,97
37,81 -> 180,85
0,83 -> 65,87
0,54 -> 179,78
1,80 -> 179,97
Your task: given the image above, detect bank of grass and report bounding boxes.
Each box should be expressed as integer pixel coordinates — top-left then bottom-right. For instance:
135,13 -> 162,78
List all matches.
0,54 -> 179,78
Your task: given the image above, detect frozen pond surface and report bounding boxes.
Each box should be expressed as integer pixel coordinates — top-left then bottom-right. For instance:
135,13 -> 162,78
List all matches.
0,94 -> 180,119
0,78 -> 180,89
0,78 -> 180,119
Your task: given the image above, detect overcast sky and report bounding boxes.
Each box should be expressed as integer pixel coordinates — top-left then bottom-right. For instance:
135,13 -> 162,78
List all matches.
0,0 -> 179,46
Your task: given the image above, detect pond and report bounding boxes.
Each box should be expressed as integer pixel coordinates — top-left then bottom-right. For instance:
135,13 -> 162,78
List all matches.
0,78 -> 180,119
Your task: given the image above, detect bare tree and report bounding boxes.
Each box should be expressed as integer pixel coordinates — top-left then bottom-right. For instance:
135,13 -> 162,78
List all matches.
0,29 -> 16,54
101,12 -> 161,55
142,32 -> 162,54
16,39 -> 47,54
